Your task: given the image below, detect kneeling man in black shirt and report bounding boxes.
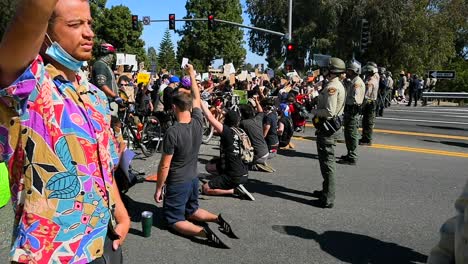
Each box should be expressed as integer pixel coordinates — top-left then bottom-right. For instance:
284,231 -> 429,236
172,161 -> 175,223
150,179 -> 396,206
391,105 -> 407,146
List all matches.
154,64 -> 236,248
201,104 -> 255,201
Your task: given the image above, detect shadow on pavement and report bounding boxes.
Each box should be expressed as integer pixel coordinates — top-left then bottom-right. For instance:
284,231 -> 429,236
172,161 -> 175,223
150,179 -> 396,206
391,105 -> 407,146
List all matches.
121,194 -> 165,230
417,124 -> 467,131
272,226 -> 427,264
246,179 -> 314,205
278,149 -> 319,160
422,139 -> 468,149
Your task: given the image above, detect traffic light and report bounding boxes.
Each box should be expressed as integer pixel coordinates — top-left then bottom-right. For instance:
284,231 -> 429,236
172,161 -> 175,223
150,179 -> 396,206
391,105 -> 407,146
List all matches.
208,14 -> 215,30
360,19 -> 371,53
169,14 -> 175,30
286,43 -> 295,59
132,15 -> 138,31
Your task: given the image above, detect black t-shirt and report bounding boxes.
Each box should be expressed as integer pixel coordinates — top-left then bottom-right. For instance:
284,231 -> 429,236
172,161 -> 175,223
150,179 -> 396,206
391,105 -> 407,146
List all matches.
240,113 -> 269,160
163,86 -> 175,111
163,108 -> 203,184
220,125 -> 248,178
263,112 -> 279,146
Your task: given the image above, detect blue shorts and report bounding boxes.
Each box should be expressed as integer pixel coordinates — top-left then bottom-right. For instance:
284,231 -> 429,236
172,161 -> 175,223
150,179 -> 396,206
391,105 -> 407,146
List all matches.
163,177 -> 199,225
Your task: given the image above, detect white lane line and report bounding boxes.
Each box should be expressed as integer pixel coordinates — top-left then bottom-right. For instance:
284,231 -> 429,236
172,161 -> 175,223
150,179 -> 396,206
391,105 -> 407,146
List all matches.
377,117 -> 468,125
441,115 -> 468,119
386,109 -> 468,115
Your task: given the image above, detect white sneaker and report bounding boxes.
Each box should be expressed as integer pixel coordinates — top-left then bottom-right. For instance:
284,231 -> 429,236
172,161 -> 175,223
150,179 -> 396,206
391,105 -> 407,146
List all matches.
235,184 -> 255,201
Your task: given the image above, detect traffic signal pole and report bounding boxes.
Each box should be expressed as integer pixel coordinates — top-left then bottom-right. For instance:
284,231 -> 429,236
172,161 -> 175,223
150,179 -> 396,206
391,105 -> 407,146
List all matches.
288,0 -> 293,41
145,18 -> 286,37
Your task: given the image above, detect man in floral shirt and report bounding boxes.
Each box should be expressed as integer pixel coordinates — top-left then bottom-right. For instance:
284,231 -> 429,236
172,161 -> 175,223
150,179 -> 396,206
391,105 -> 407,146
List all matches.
0,0 -> 130,263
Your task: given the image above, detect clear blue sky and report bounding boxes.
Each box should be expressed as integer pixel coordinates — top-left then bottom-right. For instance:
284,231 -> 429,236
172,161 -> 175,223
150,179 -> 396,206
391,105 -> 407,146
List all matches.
106,0 -> 267,66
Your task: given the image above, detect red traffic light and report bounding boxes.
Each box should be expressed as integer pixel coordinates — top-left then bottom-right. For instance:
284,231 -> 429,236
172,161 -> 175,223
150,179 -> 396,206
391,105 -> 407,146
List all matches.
169,14 -> 175,20
132,15 -> 138,21
287,44 -> 294,51
208,15 -> 214,20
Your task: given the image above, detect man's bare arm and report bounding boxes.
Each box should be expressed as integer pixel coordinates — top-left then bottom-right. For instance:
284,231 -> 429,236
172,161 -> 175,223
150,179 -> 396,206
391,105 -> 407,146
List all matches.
0,0 -> 58,87
185,64 -> 201,109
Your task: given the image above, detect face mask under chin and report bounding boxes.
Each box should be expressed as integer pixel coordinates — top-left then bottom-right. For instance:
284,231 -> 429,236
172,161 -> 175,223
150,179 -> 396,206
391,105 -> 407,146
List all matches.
44,34 -> 85,72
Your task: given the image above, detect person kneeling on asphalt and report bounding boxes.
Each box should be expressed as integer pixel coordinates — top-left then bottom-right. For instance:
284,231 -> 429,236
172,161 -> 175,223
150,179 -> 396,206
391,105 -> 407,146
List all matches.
154,64 -> 237,248
277,106 -> 295,150
201,103 -> 256,201
262,98 -> 280,157
239,97 -> 275,173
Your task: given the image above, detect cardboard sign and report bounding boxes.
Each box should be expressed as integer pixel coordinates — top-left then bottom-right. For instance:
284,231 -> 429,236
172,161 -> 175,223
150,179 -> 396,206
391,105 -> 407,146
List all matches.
267,69 -> 275,79
238,70 -> 248,81
202,72 -> 209,81
137,72 -> 151,85
181,57 -> 189,69
116,53 -> 126,66
228,63 -> 236,74
229,74 -> 236,86
313,69 -> 320,77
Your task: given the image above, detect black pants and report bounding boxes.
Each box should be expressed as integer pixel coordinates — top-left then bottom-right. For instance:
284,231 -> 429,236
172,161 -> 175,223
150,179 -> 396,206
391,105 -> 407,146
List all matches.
407,89 -> 418,106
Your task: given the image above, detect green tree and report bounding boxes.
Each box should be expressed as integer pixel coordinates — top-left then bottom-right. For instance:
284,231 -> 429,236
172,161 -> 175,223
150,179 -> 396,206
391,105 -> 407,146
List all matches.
90,0 -> 107,62
246,0 -> 465,74
0,0 -> 18,39
177,0 -> 246,71
158,29 -> 178,71
97,5 -> 147,66
147,46 -> 158,72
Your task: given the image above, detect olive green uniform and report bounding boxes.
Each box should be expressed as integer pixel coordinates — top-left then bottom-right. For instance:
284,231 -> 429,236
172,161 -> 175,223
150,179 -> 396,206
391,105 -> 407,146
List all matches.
343,76 -> 365,161
361,73 -> 379,143
313,76 -> 345,204
92,59 -> 119,116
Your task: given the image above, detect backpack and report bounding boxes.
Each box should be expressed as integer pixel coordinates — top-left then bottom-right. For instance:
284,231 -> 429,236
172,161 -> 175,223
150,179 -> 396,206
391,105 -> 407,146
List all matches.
280,116 -> 294,144
231,127 -> 254,164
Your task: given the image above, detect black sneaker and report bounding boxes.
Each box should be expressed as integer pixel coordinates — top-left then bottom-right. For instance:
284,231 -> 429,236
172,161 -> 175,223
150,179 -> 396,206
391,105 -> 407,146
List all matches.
338,155 -> 349,160
337,158 -> 356,166
204,226 -> 230,248
234,184 -> 255,201
359,140 -> 372,146
311,190 -> 323,198
317,200 -> 334,209
217,214 -> 238,239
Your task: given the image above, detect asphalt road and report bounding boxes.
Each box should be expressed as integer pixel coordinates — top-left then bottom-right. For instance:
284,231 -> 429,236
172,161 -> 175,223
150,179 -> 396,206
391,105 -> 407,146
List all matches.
1,104 -> 467,263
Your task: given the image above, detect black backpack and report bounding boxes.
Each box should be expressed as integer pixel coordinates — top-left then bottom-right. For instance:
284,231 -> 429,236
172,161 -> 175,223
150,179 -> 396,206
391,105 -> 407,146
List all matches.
280,116 -> 294,143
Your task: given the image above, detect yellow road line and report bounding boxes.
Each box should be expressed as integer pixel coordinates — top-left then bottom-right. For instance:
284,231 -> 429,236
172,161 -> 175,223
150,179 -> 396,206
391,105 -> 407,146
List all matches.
370,144 -> 468,158
292,136 -> 468,158
304,124 -> 468,141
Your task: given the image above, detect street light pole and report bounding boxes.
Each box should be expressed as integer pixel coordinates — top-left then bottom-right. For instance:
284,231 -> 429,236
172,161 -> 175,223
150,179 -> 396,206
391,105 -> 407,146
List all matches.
288,0 -> 293,42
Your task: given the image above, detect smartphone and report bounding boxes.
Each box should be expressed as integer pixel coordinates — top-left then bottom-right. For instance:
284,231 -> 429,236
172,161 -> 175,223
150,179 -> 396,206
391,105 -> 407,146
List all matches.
181,57 -> 189,69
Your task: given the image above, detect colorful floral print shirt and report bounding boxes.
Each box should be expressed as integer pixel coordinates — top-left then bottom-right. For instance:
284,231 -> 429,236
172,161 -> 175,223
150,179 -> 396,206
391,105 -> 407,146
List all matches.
0,56 -> 119,263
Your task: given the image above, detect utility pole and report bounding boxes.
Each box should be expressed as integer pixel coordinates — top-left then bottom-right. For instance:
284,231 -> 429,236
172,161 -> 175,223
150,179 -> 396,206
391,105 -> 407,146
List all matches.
288,0 -> 293,42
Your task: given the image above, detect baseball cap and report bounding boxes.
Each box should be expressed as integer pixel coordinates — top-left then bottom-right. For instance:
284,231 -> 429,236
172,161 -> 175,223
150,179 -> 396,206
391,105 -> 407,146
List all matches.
169,76 -> 180,84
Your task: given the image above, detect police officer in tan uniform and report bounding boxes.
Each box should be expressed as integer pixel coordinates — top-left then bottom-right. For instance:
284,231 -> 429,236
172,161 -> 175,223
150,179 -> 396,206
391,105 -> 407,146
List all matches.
310,57 -> 346,208
338,62 -> 365,165
359,63 -> 379,146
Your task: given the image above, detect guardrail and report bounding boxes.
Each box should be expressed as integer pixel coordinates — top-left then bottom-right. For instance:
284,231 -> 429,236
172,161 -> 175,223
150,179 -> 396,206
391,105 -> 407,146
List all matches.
422,92 -> 468,106
422,92 -> 468,99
